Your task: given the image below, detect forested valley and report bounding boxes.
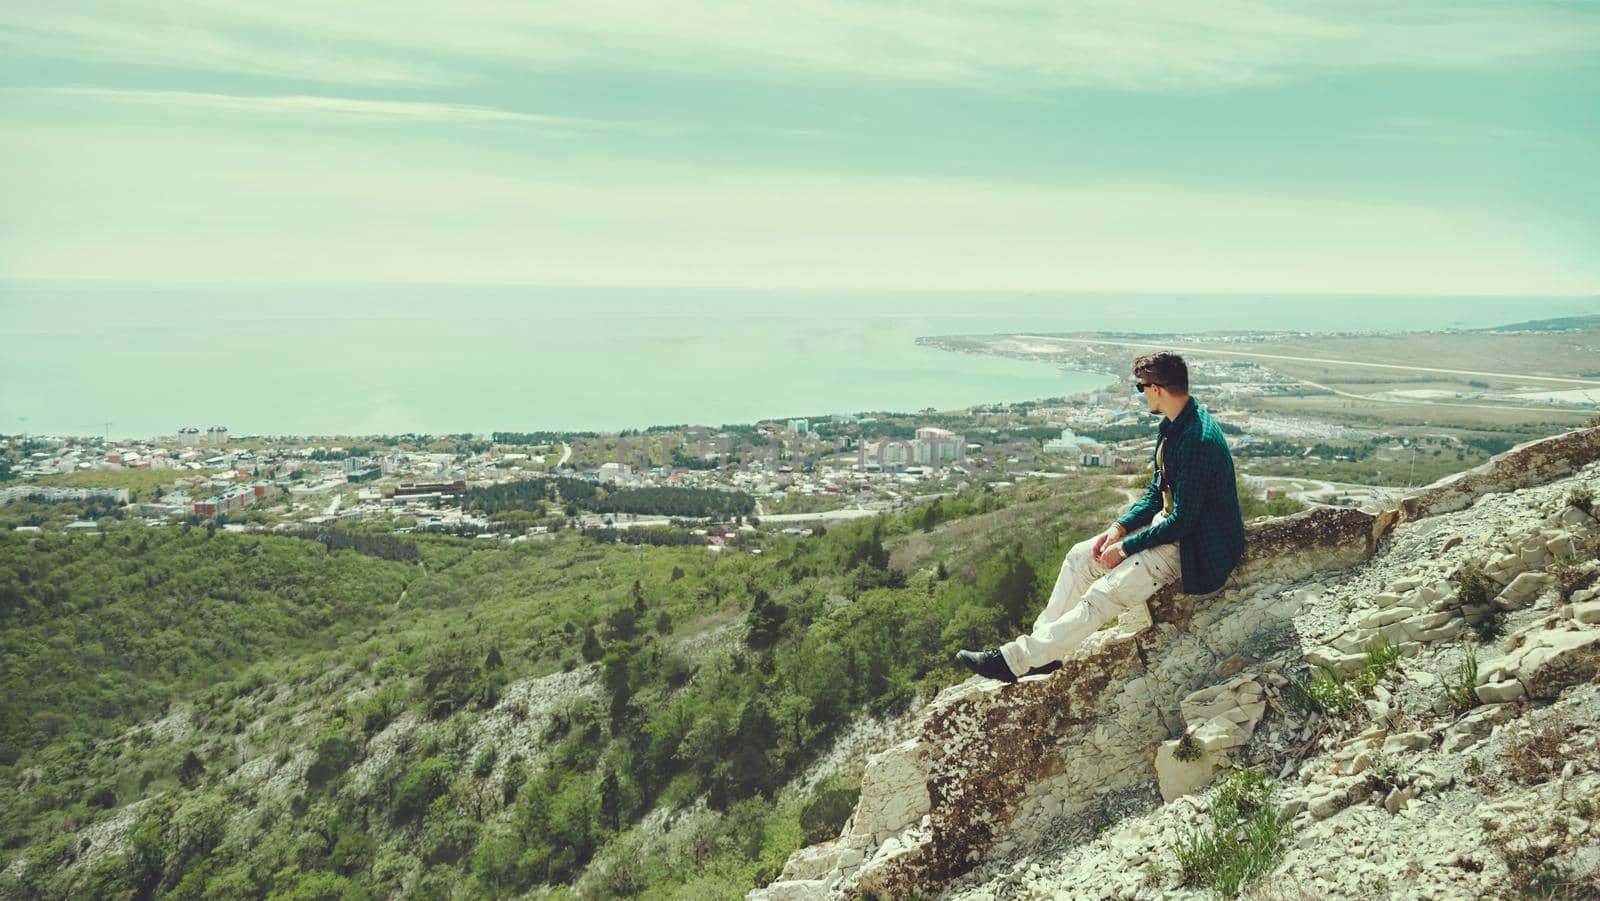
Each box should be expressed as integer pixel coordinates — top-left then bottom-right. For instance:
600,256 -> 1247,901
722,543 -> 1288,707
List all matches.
1,476 -> 1130,898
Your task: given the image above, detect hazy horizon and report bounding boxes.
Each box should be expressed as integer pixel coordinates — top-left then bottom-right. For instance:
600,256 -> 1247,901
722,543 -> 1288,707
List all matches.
4,284 -> 1597,440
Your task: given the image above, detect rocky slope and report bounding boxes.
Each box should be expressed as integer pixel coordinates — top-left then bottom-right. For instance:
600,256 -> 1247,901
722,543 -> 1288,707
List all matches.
754,427 -> 1600,899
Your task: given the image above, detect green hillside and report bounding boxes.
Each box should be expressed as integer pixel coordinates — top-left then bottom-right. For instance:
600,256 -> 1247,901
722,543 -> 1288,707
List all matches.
0,475 -> 1128,899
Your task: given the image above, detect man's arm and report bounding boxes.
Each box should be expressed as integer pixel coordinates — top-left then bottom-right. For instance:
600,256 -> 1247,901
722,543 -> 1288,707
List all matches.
1120,438 -> 1216,556
1117,464 -> 1161,536
1090,521 -> 1126,558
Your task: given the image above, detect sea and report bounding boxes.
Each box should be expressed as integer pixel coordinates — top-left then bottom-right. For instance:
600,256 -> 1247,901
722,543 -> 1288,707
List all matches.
2,281 -> 1594,439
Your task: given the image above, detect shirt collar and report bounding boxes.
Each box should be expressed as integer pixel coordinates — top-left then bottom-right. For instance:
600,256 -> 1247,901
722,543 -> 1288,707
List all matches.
1159,397 -> 1198,438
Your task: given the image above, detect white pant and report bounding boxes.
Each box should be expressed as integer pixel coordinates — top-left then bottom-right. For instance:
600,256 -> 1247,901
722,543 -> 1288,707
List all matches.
999,514 -> 1181,677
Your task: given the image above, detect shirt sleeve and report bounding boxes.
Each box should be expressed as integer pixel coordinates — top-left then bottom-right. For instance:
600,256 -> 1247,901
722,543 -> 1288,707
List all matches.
1121,436 -> 1214,555
1117,458 -> 1161,534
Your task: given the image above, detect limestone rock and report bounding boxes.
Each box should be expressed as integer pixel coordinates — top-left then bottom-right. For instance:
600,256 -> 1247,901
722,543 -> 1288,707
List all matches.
749,879 -> 831,901
1382,731 -> 1432,753
1398,428 -> 1600,521
1155,740 -> 1219,802
1545,532 -> 1578,559
1486,626 -> 1600,699
1559,505 -> 1598,529
1475,678 -> 1527,705
848,739 -> 931,841
1496,572 -> 1554,611
1384,783 -> 1421,814
1180,675 -> 1266,731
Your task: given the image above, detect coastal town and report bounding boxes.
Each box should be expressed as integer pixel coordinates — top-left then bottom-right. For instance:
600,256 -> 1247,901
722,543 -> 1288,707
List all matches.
3,343 -> 1572,542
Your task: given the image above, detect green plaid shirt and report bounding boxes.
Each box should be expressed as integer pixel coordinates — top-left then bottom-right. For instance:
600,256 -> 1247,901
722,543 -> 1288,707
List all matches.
1116,397 -> 1245,595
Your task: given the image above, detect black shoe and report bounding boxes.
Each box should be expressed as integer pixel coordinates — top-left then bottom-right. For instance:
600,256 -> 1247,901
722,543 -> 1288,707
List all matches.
1023,660 -> 1063,678
957,649 -> 1017,684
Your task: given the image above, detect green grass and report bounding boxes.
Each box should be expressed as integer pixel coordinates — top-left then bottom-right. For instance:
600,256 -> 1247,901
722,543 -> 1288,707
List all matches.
1175,767 -> 1290,897
1444,643 -> 1480,715
1285,637 -> 1401,718
760,492 -> 854,515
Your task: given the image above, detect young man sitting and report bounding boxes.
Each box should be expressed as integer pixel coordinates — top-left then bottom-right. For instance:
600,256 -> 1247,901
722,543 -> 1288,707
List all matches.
958,351 -> 1246,683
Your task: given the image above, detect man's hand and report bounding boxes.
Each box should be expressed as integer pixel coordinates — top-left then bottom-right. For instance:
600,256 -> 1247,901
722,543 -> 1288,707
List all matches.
1091,523 -> 1125,559
1096,540 -> 1127,570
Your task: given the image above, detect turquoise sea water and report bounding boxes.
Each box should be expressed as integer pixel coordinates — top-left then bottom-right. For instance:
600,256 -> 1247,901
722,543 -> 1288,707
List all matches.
1,282 -> 1594,439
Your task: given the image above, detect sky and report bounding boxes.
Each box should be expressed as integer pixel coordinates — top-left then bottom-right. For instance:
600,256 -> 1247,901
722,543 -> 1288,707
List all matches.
1,1 -> 1597,294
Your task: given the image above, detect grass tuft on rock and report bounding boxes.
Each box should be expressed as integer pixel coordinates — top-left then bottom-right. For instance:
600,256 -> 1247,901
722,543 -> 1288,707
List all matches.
1174,766 -> 1289,898
1285,637 -> 1402,718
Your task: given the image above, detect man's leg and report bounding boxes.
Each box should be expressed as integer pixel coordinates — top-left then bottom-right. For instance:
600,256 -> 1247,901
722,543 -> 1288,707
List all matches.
999,541 -> 1181,676
1029,537 -> 1104,633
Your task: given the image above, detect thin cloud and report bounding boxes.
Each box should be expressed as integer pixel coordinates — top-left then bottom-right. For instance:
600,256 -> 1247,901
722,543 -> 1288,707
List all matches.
8,87 -> 596,129
0,10 -> 443,87
1356,115 -> 1552,147
4,1 -> 1598,92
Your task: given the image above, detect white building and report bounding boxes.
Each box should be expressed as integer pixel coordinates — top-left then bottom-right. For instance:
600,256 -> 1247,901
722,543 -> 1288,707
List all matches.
913,427 -> 963,463
1042,427 -> 1099,454
206,425 -> 229,445
787,419 -> 810,434
598,462 -> 634,484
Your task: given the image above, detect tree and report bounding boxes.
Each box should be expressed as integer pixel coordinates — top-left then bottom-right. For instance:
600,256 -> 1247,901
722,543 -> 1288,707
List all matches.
178,749 -> 205,787
846,521 -> 888,571
580,627 -> 604,663
979,543 -> 1037,632
596,769 -> 621,831
728,698 -> 777,798
745,589 -> 787,649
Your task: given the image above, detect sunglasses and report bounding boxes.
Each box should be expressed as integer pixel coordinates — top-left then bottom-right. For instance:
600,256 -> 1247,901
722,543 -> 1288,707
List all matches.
1135,381 -> 1163,393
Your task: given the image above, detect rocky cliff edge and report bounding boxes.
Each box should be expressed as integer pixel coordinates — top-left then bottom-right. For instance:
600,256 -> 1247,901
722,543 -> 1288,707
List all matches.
753,426 -> 1600,899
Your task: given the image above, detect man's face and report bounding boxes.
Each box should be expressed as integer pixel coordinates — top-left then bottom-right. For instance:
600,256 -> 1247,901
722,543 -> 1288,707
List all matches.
1138,374 -> 1161,415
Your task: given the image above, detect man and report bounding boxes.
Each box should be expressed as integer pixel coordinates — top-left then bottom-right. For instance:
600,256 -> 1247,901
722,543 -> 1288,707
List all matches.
958,351 -> 1246,683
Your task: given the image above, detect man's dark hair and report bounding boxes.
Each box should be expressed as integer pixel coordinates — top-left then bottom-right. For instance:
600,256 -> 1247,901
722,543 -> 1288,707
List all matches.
1133,351 -> 1188,394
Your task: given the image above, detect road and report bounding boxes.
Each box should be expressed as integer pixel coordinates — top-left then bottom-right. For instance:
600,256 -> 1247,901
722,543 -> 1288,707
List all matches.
557,442 -> 572,467
323,494 -> 342,517
572,505 -> 886,530
1012,334 -> 1597,417
1247,475 -> 1410,509
1014,335 -> 1600,387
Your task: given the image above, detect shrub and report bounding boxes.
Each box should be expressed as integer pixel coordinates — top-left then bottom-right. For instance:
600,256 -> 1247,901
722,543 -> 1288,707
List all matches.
418,641 -> 506,718
472,746 -> 497,779
272,870 -> 371,901
1456,563 -> 1495,606
1569,486 -> 1594,516
393,756 -> 454,824
305,725 -> 361,788
800,777 -> 861,845
1503,716 -> 1576,786
86,784 -> 117,809
359,684 -> 406,736
1286,637 -> 1399,718
1455,564 -> 1505,641
421,805 -> 481,865
1173,732 -> 1203,763
178,750 -> 205,788
1549,557 -> 1596,602
1444,643 -> 1480,715
1174,767 -> 1289,897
